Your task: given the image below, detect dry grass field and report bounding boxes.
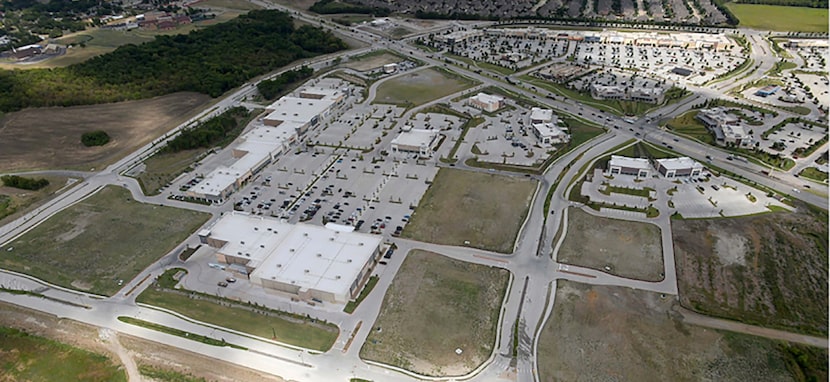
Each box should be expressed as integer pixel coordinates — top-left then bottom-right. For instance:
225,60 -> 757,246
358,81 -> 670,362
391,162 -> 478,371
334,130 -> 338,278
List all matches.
538,281 -> 817,382
344,51 -> 403,72
401,168 -> 537,253
0,92 -> 212,172
360,250 -> 509,376
373,67 -> 476,108
673,206 -> 828,336
0,175 -> 72,225
556,207 -> 664,281
2,186 -> 210,296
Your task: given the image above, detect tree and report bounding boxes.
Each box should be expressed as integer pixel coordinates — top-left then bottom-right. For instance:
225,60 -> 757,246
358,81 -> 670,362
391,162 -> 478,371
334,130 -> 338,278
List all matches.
81,130 -> 110,146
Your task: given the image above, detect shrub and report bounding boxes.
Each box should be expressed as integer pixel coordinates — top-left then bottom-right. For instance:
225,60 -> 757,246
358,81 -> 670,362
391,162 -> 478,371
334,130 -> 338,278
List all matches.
81,130 -> 110,146
1,175 -> 49,190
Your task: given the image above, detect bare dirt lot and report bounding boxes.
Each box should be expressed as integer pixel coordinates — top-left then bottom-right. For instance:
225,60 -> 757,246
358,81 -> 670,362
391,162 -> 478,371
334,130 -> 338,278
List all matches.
401,168 -> 537,253
673,206 -> 828,336
557,207 -> 664,281
0,301 -> 286,381
538,281 -> 820,382
360,249 -> 509,377
0,92 -> 212,172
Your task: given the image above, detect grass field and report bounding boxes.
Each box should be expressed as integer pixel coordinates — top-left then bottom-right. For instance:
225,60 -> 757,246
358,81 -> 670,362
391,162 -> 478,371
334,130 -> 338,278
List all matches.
344,50 -> 404,72
538,281 -> 820,382
557,208 -> 664,281
0,326 -> 126,381
2,186 -> 210,296
360,250 -> 509,376
673,206 -> 828,336
0,92 -> 212,172
0,176 -> 70,225
401,168 -> 537,253
373,67 -> 476,108
136,149 -> 205,196
665,110 -> 716,145
726,3 -> 829,32
799,167 -> 829,183
137,269 -> 339,352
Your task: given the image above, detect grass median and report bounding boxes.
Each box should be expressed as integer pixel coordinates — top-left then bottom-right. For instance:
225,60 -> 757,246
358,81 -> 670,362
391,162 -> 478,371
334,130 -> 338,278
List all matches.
137,269 -> 338,352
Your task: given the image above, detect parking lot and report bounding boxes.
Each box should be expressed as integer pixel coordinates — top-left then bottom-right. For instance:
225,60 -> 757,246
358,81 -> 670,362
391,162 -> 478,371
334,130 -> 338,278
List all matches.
762,120 -> 827,157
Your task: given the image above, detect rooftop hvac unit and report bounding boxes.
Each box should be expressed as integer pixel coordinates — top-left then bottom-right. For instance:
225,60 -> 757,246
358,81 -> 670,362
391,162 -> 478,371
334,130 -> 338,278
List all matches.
316,253 -> 322,257
241,241 -> 245,245
304,269 -> 310,273
260,245 -> 265,248
290,248 -> 295,252
335,276 -> 341,280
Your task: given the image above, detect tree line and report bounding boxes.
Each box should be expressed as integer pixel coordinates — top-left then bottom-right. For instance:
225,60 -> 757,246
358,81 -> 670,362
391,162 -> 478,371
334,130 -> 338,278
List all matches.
0,10 -> 347,113
309,0 -> 391,15
1,175 -> 49,190
257,66 -> 314,100
162,107 -> 250,153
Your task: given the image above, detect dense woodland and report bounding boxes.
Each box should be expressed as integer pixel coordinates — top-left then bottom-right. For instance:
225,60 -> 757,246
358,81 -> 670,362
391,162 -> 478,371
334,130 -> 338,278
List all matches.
309,0 -> 391,15
1,175 -> 49,190
0,10 -> 347,113
257,66 -> 314,100
162,107 -> 250,153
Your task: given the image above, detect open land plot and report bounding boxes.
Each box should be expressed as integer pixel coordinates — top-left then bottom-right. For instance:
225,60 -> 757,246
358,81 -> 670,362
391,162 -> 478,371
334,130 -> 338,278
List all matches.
373,67 -> 476,108
0,325 -> 126,381
135,149 -> 206,196
0,175 -> 72,225
557,207 -> 663,281
344,50 -> 405,72
726,3 -> 828,33
538,281 -> 826,382
673,206 -> 828,336
360,250 -> 509,376
665,110 -> 715,145
2,186 -> 210,296
0,92 -> 212,172
799,167 -> 828,183
401,168 -> 537,253
136,269 -> 338,352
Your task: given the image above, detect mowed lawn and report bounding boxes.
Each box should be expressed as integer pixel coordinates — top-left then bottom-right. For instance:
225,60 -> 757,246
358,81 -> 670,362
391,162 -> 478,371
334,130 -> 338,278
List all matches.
2,186 -> 210,296
373,67 -> 476,108
665,110 -> 715,145
557,208 -> 664,281
360,250 -> 509,376
402,168 -> 537,253
0,326 -> 126,382
726,3 -> 828,32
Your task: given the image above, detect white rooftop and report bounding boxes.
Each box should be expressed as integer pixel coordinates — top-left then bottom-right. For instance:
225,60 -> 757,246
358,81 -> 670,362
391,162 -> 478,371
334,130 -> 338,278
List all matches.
208,214 -> 381,300
532,123 -> 566,138
264,96 -> 335,125
471,93 -> 504,105
530,107 -> 554,122
191,167 -> 239,197
391,128 -> 437,148
610,155 -> 651,170
656,157 -> 703,171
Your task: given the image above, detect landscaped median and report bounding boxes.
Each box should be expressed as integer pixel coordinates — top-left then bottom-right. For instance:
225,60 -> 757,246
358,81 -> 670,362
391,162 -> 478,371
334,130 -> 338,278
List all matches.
117,316 -> 248,350
136,268 -> 339,352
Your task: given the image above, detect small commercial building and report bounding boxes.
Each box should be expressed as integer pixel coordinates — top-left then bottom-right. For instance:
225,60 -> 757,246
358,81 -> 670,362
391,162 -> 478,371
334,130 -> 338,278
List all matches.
531,123 -> 569,146
383,63 -> 398,73
187,168 -> 242,204
468,93 -> 504,113
530,107 -> 554,124
590,84 -> 665,104
608,155 -> 651,178
391,128 -> 438,158
697,107 -> 754,148
655,157 -> 704,178
754,85 -> 780,97
200,213 -> 382,304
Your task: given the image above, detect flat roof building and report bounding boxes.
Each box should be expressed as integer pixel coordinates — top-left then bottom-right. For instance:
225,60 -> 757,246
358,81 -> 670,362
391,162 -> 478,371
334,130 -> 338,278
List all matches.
608,155 -> 651,178
697,107 -> 754,148
530,107 -> 554,124
468,93 -> 504,113
590,84 -> 665,104
391,128 -> 438,158
655,157 -> 704,178
531,123 -> 569,146
187,167 -> 242,203
200,213 -> 382,304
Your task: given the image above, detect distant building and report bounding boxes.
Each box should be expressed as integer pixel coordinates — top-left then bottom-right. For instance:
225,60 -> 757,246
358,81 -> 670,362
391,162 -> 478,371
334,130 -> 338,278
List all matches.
608,155 -> 651,178
199,213 -> 382,304
655,157 -> 703,178
383,63 -> 398,73
590,84 -> 664,104
696,107 -> 754,148
529,107 -> 554,124
671,67 -> 693,77
531,123 -> 569,146
754,85 -> 780,97
467,93 -> 504,112
391,127 -> 438,158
